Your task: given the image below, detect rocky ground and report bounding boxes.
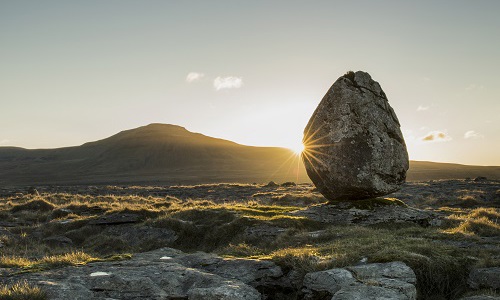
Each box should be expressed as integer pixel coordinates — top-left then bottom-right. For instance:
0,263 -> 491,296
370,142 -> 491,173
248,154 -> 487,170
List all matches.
0,179 -> 499,299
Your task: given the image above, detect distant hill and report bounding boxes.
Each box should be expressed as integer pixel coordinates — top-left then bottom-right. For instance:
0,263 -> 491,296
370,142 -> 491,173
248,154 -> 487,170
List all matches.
0,123 -> 498,185
0,124 -> 305,185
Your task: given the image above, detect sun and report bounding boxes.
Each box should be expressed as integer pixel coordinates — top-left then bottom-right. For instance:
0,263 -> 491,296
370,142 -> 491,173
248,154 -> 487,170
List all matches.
289,141 -> 305,155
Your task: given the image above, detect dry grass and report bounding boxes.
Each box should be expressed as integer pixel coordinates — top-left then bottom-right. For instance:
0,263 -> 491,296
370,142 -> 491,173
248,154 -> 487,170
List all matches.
1,188 -> 499,299
2,251 -> 97,271
0,281 -> 47,300
445,207 -> 500,236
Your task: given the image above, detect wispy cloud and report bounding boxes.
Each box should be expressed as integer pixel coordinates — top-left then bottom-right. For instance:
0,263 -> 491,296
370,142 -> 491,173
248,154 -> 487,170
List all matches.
186,72 -> 205,83
464,130 -> 484,139
421,131 -> 452,142
465,83 -> 484,91
214,76 -> 243,91
417,105 -> 430,111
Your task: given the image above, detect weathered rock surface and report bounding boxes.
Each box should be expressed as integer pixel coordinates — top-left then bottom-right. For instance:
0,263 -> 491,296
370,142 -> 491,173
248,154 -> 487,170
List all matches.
0,247 -> 282,300
302,261 -> 417,300
302,71 -> 409,201
468,267 -> 500,290
289,202 -> 440,226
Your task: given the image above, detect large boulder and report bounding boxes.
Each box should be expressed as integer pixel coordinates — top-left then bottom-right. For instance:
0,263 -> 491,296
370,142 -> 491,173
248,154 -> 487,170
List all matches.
302,71 -> 409,201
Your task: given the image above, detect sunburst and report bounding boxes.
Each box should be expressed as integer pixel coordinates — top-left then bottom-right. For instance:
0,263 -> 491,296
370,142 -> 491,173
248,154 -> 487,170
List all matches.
301,122 -> 334,176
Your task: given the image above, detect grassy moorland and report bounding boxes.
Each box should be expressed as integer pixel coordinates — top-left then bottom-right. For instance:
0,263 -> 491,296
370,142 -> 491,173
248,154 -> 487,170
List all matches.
0,181 -> 499,299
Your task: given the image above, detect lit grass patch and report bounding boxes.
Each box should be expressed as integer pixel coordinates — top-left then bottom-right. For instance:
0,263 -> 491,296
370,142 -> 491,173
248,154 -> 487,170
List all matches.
0,251 -> 131,273
264,246 -> 326,273
0,280 -> 47,300
0,256 -> 32,268
446,216 -> 500,237
445,207 -> 500,237
219,243 -> 264,258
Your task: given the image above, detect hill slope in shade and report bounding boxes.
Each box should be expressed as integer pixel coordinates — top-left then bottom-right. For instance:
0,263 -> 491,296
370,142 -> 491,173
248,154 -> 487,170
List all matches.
0,123 -> 498,185
0,124 -> 304,185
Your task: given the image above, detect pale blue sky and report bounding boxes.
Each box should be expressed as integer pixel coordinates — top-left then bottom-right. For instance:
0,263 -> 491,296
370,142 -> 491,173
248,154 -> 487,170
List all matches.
1,1 -> 499,165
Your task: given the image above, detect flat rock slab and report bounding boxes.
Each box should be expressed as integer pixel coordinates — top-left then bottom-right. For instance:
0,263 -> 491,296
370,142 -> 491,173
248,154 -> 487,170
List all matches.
302,71 -> 409,201
302,261 -> 417,300
289,203 -> 440,226
0,247 -> 283,300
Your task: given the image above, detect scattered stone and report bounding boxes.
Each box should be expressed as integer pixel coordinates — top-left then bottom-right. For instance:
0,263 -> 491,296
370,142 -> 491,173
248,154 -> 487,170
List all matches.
302,71 -> 409,201
281,182 -> 297,187
468,267 -> 500,290
474,176 -> 488,182
88,213 -> 141,225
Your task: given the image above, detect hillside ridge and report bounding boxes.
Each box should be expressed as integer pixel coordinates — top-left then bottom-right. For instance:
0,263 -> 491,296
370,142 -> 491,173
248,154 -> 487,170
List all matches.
0,124 -> 499,185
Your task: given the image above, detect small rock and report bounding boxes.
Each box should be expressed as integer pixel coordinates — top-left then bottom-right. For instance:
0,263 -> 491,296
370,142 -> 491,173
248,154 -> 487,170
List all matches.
468,267 -> 500,290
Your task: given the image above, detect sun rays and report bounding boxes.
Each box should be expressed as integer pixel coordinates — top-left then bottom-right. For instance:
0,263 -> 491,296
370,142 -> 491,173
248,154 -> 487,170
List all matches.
269,121 -> 334,183
301,122 -> 335,175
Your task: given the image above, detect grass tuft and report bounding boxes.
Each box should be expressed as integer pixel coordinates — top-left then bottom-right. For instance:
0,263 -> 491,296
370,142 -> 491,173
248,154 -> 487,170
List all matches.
0,280 -> 47,300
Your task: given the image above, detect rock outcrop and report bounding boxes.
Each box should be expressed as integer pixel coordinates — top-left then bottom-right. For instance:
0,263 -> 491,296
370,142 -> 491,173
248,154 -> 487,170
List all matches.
302,71 -> 409,201
302,261 -> 417,299
0,247 -> 423,300
289,201 -> 441,227
1,247 -> 281,300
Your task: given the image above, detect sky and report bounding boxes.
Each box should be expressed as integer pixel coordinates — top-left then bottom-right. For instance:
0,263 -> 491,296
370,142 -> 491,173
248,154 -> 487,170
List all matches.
1,1 -> 499,165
